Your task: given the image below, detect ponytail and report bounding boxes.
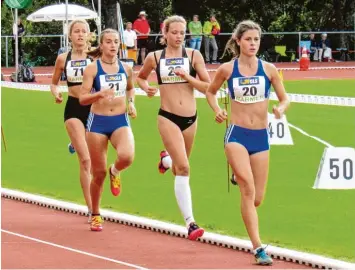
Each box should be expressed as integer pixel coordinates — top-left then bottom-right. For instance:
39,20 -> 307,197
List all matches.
87,47 -> 101,58
222,35 -> 239,59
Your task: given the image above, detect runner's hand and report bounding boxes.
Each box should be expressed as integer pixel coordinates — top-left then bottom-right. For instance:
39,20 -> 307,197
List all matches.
146,86 -> 158,98
215,109 -> 228,123
128,102 -> 137,119
174,68 -> 188,80
100,88 -> 115,100
273,105 -> 284,119
54,92 -> 63,104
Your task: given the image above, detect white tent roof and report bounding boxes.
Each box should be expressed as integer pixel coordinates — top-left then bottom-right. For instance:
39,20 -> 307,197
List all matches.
27,3 -> 98,22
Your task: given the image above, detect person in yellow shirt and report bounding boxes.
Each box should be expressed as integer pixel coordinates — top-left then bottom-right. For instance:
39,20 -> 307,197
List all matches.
203,15 -> 220,64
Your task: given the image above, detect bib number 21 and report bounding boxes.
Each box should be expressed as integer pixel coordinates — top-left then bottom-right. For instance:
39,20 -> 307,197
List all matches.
109,83 -> 119,91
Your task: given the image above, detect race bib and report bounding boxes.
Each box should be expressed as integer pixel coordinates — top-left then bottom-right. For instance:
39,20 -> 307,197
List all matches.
99,73 -> 127,97
232,76 -> 266,103
66,59 -> 90,83
160,57 -> 190,84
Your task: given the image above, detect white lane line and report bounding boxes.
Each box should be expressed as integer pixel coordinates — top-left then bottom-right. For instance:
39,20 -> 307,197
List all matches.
1,229 -> 149,270
288,123 -> 333,147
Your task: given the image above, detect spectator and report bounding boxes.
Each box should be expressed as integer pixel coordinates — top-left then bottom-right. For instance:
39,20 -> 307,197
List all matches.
188,15 -> 202,50
317,33 -> 332,61
12,18 -> 25,66
123,22 -> 137,50
123,22 -> 138,63
309,33 -> 318,61
133,11 -> 150,64
203,15 -> 220,64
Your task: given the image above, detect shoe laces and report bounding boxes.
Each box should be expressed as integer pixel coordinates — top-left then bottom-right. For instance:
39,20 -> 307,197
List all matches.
91,216 -> 103,226
188,223 -> 199,234
255,247 -> 269,259
111,174 -> 120,188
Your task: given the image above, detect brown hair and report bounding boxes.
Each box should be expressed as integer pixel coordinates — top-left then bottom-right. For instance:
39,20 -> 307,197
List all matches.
222,20 -> 262,59
160,15 -> 186,45
87,28 -> 119,58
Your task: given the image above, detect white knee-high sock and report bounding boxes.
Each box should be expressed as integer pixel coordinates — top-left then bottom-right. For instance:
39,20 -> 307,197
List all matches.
174,175 -> 194,226
162,155 -> 172,169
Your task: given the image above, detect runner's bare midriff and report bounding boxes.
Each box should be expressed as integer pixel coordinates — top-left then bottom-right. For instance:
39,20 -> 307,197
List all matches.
159,83 -> 196,116
229,99 -> 269,129
91,96 -> 126,115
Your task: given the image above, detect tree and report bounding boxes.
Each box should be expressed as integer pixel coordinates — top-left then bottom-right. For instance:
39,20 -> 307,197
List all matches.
101,0 -> 118,30
1,0 -> 91,66
1,0 -> 354,66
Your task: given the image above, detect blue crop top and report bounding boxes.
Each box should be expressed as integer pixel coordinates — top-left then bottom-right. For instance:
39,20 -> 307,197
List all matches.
92,59 -> 128,98
227,59 -> 271,104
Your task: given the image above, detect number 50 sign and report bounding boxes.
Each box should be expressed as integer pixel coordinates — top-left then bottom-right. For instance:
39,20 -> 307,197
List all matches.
314,147 -> 355,189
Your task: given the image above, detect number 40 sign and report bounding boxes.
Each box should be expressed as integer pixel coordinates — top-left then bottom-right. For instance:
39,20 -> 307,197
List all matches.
314,147 -> 355,189
268,113 -> 294,145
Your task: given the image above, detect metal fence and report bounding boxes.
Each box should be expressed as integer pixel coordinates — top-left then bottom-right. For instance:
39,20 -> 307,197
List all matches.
1,31 -> 354,67
1,34 -> 64,67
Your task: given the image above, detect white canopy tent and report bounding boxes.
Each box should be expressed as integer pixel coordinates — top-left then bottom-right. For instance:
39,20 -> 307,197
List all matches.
26,3 -> 98,22
26,3 -> 99,50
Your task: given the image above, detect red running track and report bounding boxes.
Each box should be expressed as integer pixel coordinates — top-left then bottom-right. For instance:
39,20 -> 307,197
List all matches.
1,61 -> 351,268
2,198 -> 310,269
1,62 -> 354,85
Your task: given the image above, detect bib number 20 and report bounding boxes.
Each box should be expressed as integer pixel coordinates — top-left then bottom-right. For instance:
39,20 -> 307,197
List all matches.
242,86 -> 257,96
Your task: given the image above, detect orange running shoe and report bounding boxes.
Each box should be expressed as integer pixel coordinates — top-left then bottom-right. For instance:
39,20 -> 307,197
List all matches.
109,165 -> 121,196
90,215 -> 103,231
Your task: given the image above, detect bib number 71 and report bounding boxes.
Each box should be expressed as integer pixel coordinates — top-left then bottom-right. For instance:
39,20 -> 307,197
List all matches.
73,67 -> 84,77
